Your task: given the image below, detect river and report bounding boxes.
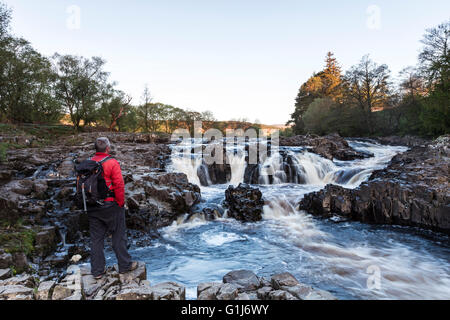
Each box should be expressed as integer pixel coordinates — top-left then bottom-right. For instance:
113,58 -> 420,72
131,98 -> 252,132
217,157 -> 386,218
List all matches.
106,140 -> 450,300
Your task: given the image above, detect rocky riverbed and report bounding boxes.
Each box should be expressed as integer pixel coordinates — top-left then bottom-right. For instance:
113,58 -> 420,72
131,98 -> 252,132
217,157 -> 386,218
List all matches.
0,131 -> 449,300
299,135 -> 449,233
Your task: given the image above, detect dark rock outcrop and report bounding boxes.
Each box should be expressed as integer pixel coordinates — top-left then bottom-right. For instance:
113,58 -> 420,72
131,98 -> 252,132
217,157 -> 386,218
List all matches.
280,133 -> 371,160
125,172 -> 201,235
299,136 -> 450,233
224,183 -> 264,222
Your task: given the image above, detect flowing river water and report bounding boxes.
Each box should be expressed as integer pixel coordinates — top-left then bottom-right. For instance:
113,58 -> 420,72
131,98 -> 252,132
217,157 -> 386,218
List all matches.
107,140 -> 450,300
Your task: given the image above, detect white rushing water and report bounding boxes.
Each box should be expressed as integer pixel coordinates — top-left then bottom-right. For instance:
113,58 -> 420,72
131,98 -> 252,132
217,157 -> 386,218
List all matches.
121,139 -> 450,300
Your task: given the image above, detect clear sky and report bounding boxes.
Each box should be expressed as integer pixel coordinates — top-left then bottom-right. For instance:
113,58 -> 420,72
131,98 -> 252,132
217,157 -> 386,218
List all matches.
4,0 -> 450,124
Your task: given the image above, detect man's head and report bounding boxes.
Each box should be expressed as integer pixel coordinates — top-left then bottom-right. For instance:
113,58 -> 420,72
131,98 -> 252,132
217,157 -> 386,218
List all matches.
95,137 -> 111,153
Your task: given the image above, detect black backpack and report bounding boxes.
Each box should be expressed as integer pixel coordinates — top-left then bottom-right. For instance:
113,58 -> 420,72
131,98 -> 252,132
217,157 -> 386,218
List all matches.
74,156 -> 115,212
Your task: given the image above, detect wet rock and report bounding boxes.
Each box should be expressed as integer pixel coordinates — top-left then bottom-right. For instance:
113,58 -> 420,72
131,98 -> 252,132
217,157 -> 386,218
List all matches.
0,285 -> 34,300
268,290 -> 296,300
280,133 -> 371,160
13,252 -> 28,272
43,253 -> 70,268
0,170 -> 13,181
8,179 -> 33,196
216,283 -> 240,300
197,270 -> 335,301
116,261 -> 146,284
236,292 -> 250,300
0,269 -> 11,280
35,226 -> 59,257
151,282 -> 186,300
0,274 -> 35,288
223,270 -> 261,292
374,136 -> 429,147
35,280 -> 55,300
57,159 -> 74,177
271,272 -> 300,289
32,179 -> 48,199
125,172 -> 201,232
256,286 -> 273,300
303,289 -> 337,300
224,183 -> 264,222
56,186 -> 73,200
116,286 -> 153,300
52,284 -> 75,300
299,137 -> 450,233
142,172 -> 201,213
197,282 -> 221,300
143,144 -> 171,169
281,284 -> 314,299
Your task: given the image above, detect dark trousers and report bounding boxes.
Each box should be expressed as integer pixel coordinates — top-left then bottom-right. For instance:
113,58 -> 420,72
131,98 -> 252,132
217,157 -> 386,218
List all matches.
87,202 -> 132,276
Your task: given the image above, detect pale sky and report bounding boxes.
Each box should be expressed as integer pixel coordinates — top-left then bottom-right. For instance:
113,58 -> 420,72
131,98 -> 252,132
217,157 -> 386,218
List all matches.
4,0 -> 450,124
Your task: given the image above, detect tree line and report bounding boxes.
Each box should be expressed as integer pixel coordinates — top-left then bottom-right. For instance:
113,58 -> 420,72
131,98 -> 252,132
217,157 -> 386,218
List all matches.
287,21 -> 449,138
0,2 -> 221,134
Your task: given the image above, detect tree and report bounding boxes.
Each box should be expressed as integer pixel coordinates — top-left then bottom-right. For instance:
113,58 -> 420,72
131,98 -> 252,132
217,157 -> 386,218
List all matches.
136,84 -> 154,132
419,20 -> 449,90
343,55 -> 392,133
117,106 -> 138,132
399,67 -> 427,99
288,52 -> 343,134
182,109 -> 203,136
418,21 -> 450,136
0,37 -> 61,123
99,88 -> 132,131
53,54 -> 109,130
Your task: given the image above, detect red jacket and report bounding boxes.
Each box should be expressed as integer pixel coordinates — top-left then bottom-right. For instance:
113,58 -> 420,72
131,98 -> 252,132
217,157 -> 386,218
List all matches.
91,152 -> 125,207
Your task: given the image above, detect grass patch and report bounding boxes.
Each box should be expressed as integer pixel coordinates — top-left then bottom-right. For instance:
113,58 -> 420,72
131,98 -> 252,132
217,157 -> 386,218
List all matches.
0,226 -> 36,256
0,142 -> 28,162
0,142 -> 7,162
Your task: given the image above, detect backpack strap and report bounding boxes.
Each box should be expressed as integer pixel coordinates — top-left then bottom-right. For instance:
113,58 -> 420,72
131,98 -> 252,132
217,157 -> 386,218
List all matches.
96,156 -> 116,198
98,156 -> 114,165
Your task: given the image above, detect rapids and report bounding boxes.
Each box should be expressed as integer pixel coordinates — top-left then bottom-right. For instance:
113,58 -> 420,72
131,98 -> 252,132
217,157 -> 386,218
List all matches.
107,139 -> 450,300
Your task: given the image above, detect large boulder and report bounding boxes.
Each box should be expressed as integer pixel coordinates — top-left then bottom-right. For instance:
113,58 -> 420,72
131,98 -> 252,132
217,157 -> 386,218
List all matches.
224,183 -> 264,222
197,282 -> 222,300
34,226 -> 59,257
0,252 -> 13,269
223,270 -> 261,292
271,272 -> 300,289
35,280 -> 56,300
125,172 -> 201,233
299,138 -> 450,233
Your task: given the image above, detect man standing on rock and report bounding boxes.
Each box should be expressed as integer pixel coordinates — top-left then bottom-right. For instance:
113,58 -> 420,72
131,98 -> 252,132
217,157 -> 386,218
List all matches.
87,137 -> 137,279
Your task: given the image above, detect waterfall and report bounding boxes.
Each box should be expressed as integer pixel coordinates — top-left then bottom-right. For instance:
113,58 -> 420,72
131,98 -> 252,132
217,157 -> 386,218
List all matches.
170,139 -> 406,189
228,149 -> 246,186
171,155 -> 204,186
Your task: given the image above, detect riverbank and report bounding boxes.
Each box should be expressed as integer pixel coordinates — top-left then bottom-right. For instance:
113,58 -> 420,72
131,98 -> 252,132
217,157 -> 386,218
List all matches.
0,131 -> 449,300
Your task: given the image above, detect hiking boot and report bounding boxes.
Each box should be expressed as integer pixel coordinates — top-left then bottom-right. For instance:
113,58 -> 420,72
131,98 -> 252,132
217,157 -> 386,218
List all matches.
94,268 -> 106,280
120,261 -> 139,274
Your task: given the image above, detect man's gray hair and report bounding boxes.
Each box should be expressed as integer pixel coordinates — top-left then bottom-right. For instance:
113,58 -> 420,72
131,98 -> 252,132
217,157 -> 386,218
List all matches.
95,137 -> 111,153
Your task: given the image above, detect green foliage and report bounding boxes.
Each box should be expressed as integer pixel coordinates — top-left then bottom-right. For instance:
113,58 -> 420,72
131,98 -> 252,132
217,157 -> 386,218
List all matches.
0,142 -> 7,162
52,54 -> 109,130
279,127 -> 294,137
288,52 -> 343,134
0,227 -> 36,256
289,21 -> 449,138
